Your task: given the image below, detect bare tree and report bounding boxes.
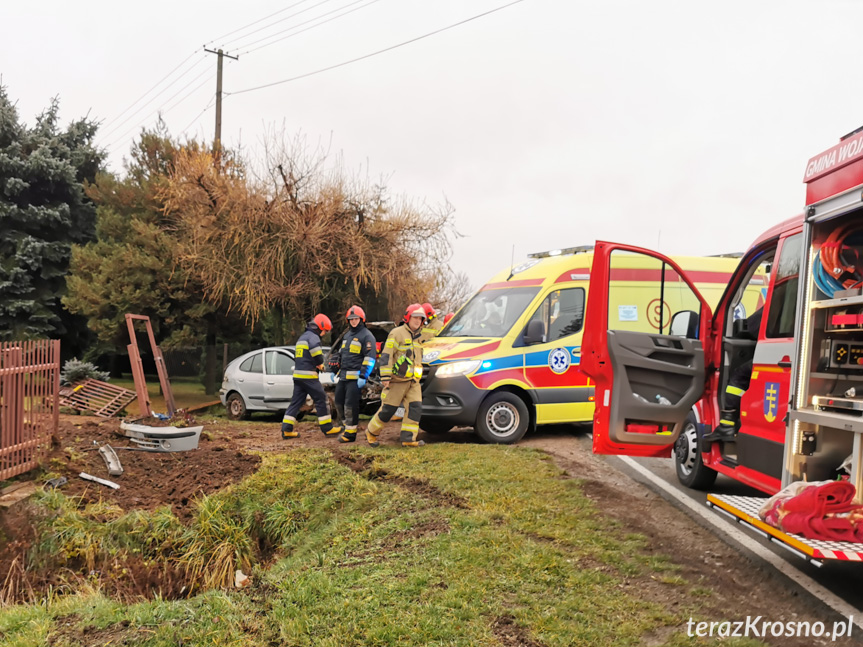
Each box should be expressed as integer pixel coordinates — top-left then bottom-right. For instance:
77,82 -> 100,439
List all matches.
158,133 -> 456,339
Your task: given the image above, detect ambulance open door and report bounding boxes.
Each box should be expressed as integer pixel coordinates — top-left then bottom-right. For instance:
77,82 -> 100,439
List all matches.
580,242 -> 714,458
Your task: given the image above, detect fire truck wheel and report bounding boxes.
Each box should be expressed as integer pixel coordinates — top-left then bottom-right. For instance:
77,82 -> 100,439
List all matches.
476,392 -> 529,444
674,412 -> 717,490
226,393 -> 249,421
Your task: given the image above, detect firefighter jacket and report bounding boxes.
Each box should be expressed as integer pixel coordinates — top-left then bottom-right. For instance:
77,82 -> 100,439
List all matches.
338,323 -> 377,380
418,314 -> 444,344
379,323 -> 423,383
293,325 -> 325,379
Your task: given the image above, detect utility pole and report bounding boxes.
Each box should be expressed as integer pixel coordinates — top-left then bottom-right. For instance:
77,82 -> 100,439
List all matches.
202,47 -> 238,395
203,48 -> 239,156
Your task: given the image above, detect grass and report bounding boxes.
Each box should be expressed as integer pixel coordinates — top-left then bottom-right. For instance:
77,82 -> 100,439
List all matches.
108,375 -> 219,415
0,445 -> 765,646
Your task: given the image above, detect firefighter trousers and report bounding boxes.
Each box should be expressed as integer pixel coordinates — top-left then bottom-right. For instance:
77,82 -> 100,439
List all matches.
282,379 -> 333,436
335,379 -> 362,433
367,380 -> 422,444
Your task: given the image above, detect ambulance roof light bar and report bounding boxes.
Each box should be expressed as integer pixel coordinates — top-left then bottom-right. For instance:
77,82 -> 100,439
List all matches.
528,245 -> 594,259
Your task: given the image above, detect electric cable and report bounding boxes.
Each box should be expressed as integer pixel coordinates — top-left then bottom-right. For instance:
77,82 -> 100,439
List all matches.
240,0 -> 382,56
220,0 -> 339,50
106,66 -> 214,154
228,0 -> 527,96
101,49 -> 199,130
206,0 -> 313,47
99,56 -> 209,143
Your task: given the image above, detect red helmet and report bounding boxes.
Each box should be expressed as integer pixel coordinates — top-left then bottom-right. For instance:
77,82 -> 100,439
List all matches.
443,312 -> 455,325
422,302 -> 436,319
346,305 -> 366,322
313,313 -> 333,332
403,303 -> 425,323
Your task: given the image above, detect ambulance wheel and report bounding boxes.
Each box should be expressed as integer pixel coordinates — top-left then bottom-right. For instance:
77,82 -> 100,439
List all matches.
674,412 -> 717,490
422,421 -> 453,434
476,392 -> 529,444
226,393 -> 249,421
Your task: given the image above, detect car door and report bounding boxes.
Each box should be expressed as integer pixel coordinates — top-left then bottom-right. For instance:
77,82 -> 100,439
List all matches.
263,349 -> 295,406
580,242 -> 714,457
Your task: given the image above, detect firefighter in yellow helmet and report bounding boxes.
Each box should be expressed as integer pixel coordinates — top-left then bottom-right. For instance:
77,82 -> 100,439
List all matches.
365,303 -> 426,447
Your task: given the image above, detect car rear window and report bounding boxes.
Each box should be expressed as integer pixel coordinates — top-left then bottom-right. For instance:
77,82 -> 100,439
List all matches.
239,353 -> 263,373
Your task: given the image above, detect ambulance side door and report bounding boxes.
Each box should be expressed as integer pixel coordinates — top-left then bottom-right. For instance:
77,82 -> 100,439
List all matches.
580,242 -> 714,457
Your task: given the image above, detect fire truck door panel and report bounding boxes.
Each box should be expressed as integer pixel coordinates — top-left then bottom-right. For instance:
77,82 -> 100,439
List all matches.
580,242 -> 712,456
605,331 -> 705,446
736,340 -> 790,482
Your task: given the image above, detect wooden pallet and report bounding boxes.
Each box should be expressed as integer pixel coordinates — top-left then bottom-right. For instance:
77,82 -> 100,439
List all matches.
59,379 -> 137,418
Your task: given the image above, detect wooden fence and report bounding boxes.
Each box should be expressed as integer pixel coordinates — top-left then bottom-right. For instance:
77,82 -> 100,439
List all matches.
0,340 -> 59,480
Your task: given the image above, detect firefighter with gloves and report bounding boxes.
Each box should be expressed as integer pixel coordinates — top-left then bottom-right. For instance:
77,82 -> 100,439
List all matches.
365,303 -> 426,447
281,314 -> 340,439
334,305 -> 378,443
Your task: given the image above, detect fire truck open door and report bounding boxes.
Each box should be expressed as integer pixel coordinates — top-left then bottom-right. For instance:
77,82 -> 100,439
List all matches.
580,241 -> 714,457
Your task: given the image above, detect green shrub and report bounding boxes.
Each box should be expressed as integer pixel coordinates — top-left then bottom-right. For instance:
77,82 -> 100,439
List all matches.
60,358 -> 110,386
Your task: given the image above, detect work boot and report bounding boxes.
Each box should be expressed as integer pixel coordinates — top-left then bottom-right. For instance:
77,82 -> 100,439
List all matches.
282,430 -> 299,439
323,426 -> 342,436
702,411 -> 737,443
401,440 -> 425,448
365,430 -> 380,448
338,431 -> 356,444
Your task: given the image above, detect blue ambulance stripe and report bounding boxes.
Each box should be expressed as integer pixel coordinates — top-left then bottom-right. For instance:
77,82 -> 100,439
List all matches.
524,347 -> 581,367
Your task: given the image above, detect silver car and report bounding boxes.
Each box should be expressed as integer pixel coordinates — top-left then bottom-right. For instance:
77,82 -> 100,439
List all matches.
219,346 -> 331,420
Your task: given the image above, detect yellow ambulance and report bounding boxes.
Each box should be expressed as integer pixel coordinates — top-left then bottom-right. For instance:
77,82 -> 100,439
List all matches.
420,246 -> 762,443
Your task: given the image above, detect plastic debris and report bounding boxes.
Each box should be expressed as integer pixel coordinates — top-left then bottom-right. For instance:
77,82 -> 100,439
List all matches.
234,569 -> 251,588
79,472 -> 120,490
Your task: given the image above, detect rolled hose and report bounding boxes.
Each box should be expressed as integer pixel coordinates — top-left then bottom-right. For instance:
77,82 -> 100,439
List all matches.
817,227 -> 863,297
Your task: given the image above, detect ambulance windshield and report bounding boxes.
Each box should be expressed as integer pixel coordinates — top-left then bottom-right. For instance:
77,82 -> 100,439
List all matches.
440,287 -> 540,338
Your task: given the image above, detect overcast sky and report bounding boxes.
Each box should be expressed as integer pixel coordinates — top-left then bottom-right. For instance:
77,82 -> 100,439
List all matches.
2,0 -> 860,291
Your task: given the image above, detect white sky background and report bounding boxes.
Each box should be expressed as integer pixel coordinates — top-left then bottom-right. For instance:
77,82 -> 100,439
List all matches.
2,0 -> 862,291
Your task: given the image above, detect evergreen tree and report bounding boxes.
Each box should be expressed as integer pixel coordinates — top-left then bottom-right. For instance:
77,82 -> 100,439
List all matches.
0,87 -> 103,340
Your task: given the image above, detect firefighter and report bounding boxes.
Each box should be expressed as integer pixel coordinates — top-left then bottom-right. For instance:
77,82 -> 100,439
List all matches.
443,312 -> 454,326
418,302 -> 444,344
365,303 -> 426,447
334,305 -> 378,443
702,306 -> 764,444
281,314 -> 340,439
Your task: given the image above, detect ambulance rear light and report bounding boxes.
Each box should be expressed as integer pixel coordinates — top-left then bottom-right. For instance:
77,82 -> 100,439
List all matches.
528,245 -> 594,259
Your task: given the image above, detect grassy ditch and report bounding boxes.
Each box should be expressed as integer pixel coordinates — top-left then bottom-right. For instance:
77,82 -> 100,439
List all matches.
0,445 -> 762,647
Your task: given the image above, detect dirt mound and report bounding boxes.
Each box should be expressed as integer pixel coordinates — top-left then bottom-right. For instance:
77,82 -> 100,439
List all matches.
46,416 -> 260,520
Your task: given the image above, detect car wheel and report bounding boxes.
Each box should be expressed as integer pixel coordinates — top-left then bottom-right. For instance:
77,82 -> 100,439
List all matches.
475,392 -> 529,444
422,420 -> 454,434
674,412 -> 717,490
226,393 -> 249,421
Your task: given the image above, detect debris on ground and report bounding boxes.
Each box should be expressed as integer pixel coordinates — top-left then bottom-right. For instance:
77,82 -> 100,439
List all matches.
58,378 -> 136,418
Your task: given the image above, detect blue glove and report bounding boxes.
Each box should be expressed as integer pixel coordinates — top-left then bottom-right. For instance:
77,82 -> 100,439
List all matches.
357,378 -> 367,389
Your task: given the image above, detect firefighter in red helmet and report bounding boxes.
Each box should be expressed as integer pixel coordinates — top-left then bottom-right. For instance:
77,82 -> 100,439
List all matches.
365,303 -> 426,447
332,305 -> 378,443
281,314 -> 340,439
418,302 -> 445,344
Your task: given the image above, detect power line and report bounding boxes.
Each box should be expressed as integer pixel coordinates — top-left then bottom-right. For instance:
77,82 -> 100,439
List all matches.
180,96 -> 217,136
228,0 -> 527,96
102,49 -> 200,130
241,0 -> 382,56
220,0 -> 339,50
106,66 -> 215,154
98,56 -> 209,143
205,0 -> 313,47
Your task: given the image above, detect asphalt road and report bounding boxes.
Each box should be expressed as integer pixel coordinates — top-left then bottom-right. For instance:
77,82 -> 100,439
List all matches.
592,436 -> 863,617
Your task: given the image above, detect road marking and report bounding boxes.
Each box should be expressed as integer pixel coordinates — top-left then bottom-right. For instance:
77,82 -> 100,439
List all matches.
618,454 -> 863,631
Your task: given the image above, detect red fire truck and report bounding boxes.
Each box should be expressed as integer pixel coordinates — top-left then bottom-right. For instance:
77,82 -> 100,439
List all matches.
580,126 -> 863,563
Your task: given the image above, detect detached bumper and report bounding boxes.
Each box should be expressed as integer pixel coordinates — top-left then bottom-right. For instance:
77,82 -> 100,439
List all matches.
421,372 -> 485,426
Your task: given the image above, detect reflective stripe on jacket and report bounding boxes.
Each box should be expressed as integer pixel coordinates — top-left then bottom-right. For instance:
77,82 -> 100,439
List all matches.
338,324 -> 377,379
294,326 -> 324,378
379,324 -> 423,382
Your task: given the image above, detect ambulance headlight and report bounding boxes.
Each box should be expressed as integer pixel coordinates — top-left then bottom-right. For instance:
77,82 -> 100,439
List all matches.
435,360 -> 481,377
423,350 -> 441,363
